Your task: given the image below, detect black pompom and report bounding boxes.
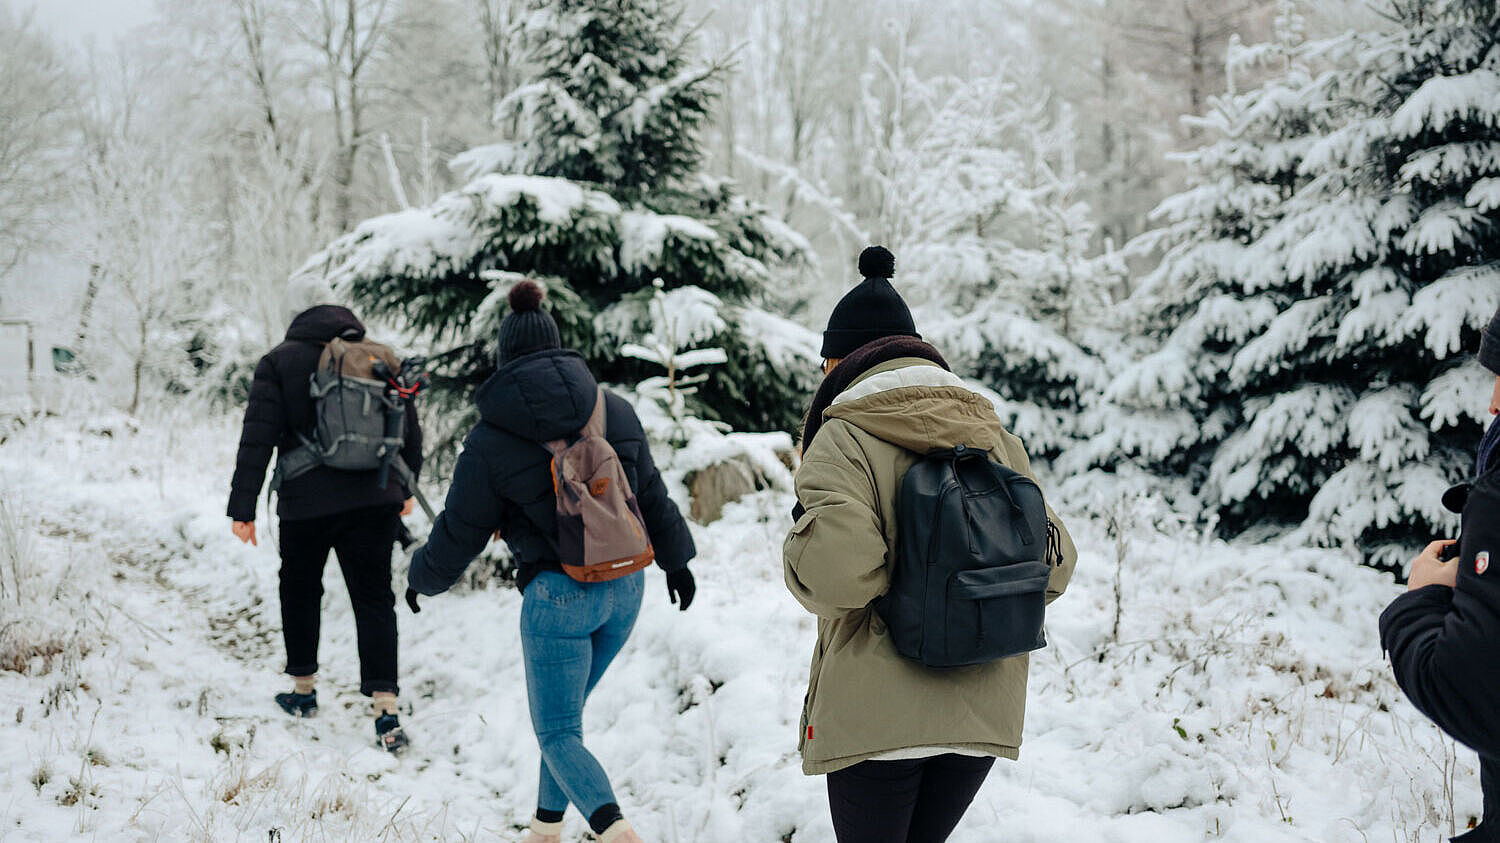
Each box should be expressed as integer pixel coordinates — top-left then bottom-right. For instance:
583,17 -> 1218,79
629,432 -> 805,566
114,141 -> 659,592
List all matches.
508,280 -> 544,313
858,245 -> 896,279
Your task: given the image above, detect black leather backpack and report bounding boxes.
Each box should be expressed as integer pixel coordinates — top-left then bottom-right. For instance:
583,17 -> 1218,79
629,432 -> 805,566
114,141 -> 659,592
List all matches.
877,444 -> 1060,668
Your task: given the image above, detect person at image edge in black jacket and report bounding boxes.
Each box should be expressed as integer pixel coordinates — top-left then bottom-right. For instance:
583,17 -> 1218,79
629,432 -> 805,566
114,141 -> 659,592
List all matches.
408,281 -> 694,843
1380,303 -> 1500,843
227,304 -> 422,751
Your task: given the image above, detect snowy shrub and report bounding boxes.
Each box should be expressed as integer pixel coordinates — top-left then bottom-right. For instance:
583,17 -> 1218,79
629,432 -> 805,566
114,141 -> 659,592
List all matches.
0,495 -> 93,676
1091,0 -> 1499,568
0,494 -> 32,604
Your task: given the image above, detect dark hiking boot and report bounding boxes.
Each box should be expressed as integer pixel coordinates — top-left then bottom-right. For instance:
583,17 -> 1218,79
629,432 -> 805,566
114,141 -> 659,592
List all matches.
274,691 -> 318,718
375,713 -> 409,754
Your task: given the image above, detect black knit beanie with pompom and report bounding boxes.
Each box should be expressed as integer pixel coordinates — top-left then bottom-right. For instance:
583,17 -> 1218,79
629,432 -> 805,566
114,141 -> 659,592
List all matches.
496,280 -> 562,366
820,246 -> 919,359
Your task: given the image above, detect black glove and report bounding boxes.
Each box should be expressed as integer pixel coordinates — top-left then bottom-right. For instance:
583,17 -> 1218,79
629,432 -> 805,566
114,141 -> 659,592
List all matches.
666,568 -> 695,611
395,521 -> 417,550
405,588 -> 421,613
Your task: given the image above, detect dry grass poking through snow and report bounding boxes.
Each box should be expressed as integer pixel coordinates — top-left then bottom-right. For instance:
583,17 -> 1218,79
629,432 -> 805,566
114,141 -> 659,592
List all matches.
0,493 -> 96,677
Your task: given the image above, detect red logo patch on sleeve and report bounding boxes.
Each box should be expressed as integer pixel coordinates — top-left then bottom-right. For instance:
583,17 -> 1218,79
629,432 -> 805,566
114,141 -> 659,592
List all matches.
807,726 -> 813,740
1477,551 -> 1490,575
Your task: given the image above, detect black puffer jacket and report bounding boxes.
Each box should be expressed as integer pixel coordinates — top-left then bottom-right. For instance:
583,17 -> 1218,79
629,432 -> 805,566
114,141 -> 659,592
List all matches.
1381,454 -> 1500,841
408,348 -> 695,594
227,305 -> 423,522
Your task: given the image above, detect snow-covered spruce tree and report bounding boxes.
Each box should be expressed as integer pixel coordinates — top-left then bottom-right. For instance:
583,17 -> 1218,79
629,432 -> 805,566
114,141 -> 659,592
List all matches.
291,0 -> 817,443
862,61 -> 1113,458
1078,2 -> 1322,484
1093,0 -> 1500,568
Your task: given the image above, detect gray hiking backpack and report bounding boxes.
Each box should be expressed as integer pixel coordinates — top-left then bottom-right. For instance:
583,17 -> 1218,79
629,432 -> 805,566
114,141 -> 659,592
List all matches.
545,387 -> 655,583
274,337 -> 432,517
877,444 -> 1061,668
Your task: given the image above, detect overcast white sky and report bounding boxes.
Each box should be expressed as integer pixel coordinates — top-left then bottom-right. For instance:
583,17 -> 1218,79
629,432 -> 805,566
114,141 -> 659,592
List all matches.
20,0 -> 155,46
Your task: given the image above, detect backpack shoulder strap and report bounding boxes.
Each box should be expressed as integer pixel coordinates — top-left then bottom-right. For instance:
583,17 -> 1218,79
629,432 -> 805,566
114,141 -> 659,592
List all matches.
582,387 -> 607,439
542,387 -> 609,458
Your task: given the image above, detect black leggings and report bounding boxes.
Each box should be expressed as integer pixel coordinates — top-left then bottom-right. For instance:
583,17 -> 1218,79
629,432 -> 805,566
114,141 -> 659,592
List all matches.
1460,755 -> 1500,841
278,505 -> 401,696
827,754 -> 995,843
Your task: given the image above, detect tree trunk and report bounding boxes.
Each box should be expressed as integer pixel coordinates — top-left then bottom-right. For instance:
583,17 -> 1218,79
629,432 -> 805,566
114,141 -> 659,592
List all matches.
130,321 -> 146,417
75,263 -> 103,352
1189,21 -> 1206,132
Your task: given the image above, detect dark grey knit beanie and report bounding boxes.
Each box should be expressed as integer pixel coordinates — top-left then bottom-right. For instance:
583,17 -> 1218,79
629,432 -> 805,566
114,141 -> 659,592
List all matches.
1482,304 -> 1500,377
820,246 -> 920,359
496,280 -> 562,366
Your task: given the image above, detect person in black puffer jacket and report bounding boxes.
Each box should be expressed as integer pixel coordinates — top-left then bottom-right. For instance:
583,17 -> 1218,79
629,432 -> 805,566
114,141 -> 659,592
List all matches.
227,304 -> 422,748
409,281 -> 695,843
1380,303 -> 1500,842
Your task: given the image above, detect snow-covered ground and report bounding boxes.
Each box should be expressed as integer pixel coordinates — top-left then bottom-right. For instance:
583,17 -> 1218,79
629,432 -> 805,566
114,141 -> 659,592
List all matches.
0,409 -> 1481,842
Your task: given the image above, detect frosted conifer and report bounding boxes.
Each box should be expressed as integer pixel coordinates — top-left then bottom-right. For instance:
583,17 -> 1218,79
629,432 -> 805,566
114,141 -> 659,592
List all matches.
1090,0 -> 1500,567
292,0 -> 817,439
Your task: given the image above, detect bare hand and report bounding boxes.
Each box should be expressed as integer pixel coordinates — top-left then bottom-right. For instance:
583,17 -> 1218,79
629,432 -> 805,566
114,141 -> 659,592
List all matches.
1408,540 -> 1459,591
401,497 -> 415,517
232,521 -> 258,547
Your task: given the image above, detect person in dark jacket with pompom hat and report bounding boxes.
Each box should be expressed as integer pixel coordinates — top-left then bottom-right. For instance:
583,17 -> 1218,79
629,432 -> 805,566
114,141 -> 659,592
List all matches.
227,304 -> 422,750
409,281 -> 695,843
1381,303 -> 1500,842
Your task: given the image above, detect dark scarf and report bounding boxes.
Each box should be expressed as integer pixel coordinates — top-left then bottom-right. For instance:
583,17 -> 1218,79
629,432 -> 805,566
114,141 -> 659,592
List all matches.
1444,416 -> 1500,516
791,337 -> 948,523
799,336 -> 950,456
1481,416 -> 1500,476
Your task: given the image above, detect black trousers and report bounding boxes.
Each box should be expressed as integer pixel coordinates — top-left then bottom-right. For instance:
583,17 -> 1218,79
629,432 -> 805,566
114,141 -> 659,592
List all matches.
826,754 -> 995,843
1454,756 -> 1500,842
278,505 -> 401,696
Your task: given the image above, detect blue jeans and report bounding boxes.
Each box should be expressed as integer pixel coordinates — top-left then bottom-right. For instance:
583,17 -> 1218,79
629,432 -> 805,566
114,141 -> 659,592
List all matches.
520,570 -> 645,819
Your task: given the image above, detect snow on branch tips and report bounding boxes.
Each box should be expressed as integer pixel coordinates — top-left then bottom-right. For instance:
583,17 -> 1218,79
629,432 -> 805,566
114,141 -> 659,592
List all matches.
619,281 -> 730,443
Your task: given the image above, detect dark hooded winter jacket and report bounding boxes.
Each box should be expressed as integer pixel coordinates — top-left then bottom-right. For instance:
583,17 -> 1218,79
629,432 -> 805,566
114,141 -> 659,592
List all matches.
226,305 -> 423,522
1380,448 -> 1500,840
407,348 -> 695,595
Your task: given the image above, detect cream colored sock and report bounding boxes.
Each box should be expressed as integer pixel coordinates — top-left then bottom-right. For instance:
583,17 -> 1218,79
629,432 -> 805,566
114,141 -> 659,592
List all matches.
372,692 -> 399,716
292,675 -> 315,695
528,817 -> 564,838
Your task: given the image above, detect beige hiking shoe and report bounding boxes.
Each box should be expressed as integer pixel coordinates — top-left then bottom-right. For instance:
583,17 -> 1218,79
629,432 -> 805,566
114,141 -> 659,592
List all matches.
523,817 -> 563,843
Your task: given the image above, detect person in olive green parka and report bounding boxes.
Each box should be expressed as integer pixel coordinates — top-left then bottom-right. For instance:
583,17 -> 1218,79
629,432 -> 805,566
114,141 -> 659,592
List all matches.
784,247 -> 1078,843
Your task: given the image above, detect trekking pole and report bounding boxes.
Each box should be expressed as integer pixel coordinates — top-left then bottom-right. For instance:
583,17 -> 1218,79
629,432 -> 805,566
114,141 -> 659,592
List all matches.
382,357 -> 436,521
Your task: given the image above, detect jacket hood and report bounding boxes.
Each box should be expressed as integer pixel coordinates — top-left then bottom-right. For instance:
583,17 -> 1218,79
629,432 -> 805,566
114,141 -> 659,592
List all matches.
475,348 -> 599,442
285,305 -> 365,343
823,359 -> 1008,454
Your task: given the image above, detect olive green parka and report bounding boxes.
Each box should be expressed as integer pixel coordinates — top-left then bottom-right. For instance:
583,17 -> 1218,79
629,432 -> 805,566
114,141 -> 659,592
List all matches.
784,358 -> 1078,775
